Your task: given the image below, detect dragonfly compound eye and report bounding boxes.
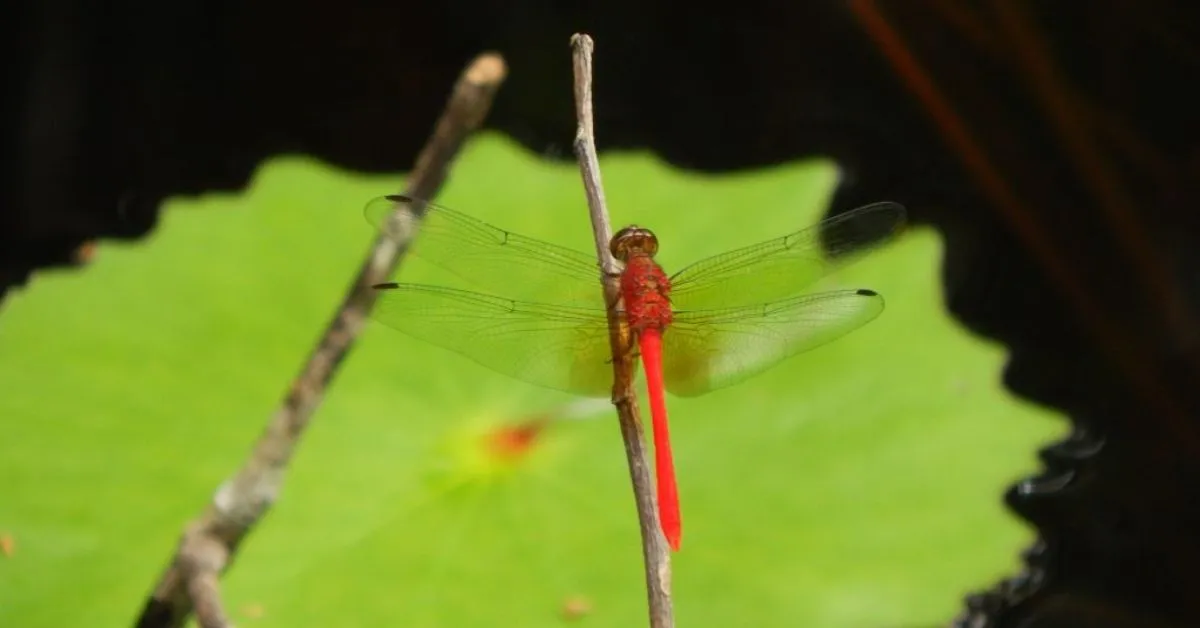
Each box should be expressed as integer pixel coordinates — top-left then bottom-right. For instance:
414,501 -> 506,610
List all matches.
610,226 -> 659,261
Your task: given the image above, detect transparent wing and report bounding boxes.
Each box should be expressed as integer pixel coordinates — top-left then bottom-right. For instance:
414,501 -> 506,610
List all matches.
661,289 -> 885,397
365,195 -> 604,305
669,202 -> 906,310
369,283 -> 616,397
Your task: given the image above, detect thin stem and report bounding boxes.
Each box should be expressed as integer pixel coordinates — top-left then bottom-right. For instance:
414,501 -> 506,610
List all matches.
132,52 -> 507,628
569,32 -> 675,628
178,534 -> 228,628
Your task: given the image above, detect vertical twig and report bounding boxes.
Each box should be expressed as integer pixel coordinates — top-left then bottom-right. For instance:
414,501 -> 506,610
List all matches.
569,33 -> 675,628
132,52 -> 508,628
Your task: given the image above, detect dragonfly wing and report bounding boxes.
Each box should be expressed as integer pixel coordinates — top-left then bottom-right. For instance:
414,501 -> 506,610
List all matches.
370,283 -> 616,397
365,195 -> 605,305
669,202 -> 906,310
661,289 -> 885,397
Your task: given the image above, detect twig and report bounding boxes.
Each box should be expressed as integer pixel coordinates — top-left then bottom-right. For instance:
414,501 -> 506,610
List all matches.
132,52 -> 508,628
569,33 -> 675,628
179,533 -> 228,628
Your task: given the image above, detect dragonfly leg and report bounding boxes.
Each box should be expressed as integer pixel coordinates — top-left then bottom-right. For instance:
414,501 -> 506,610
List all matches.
602,341 -> 641,366
600,345 -> 638,365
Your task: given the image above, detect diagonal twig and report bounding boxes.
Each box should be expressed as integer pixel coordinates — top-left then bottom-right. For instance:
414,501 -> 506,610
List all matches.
133,52 -> 507,628
570,33 -> 675,628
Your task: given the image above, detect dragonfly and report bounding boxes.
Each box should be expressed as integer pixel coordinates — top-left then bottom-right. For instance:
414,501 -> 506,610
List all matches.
364,194 -> 907,551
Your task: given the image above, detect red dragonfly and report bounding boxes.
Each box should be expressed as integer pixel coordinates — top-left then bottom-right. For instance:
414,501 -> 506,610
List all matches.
365,195 -> 906,551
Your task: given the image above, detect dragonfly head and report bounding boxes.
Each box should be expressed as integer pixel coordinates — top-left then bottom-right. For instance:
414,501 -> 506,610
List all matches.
610,225 -> 659,261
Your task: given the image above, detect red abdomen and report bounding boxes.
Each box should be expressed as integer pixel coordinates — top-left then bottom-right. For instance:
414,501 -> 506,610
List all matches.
620,256 -> 673,332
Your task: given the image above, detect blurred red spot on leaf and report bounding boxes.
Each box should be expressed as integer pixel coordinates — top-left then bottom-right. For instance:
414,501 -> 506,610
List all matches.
561,594 -> 593,621
487,416 -> 549,461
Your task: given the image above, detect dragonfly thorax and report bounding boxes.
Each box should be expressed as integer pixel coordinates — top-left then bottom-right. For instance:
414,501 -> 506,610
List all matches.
611,225 -> 659,261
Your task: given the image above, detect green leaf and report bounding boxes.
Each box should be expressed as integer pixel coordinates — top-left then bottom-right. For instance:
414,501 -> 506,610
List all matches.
0,134 -> 1062,627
